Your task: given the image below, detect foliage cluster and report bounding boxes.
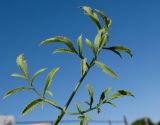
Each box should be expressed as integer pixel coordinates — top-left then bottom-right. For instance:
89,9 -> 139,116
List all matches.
4,6 -> 133,125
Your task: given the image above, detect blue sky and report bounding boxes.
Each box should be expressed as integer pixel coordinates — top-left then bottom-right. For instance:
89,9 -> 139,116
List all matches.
0,0 -> 160,124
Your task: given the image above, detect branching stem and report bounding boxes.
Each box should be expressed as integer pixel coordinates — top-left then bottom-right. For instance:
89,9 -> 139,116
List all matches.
26,77 -> 63,111
66,102 -> 105,115
53,54 -> 98,125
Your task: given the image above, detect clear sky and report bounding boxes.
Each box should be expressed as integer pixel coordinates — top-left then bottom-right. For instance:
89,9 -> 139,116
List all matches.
0,0 -> 160,124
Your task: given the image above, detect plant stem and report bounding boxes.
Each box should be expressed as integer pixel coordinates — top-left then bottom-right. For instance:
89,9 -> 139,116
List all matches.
53,58 -> 95,125
26,77 -> 44,98
66,102 -> 105,115
53,71 -> 89,125
75,50 -> 90,68
67,107 -> 97,115
44,99 -> 63,111
32,87 -> 43,98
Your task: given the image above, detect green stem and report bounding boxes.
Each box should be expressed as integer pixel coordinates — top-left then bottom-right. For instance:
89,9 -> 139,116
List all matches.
64,71 -> 88,110
75,50 -> 90,68
44,99 -> 63,111
53,58 -> 96,125
26,77 -> 44,98
53,71 -> 89,125
66,102 -> 105,115
27,77 -> 63,111
53,47 -> 101,125
67,107 -> 97,115
32,87 -> 43,98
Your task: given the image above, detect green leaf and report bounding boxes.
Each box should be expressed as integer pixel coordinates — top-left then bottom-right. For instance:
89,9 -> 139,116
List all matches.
95,9 -> 112,28
53,48 -> 75,54
76,103 -> 82,113
86,84 -> 94,108
11,73 -> 26,79
77,35 -> 83,56
4,87 -> 32,99
46,90 -> 53,97
85,38 -> 96,56
16,54 -> 28,77
99,32 -> 108,49
105,90 -> 134,102
31,68 -> 47,84
99,87 -> 111,104
94,29 -> 106,50
86,84 -> 94,98
44,99 -> 61,109
106,101 -> 117,107
40,36 -> 76,52
108,50 -> 122,59
80,6 -> 101,30
103,46 -> 133,58
43,68 -> 59,96
95,61 -> 118,79
22,99 -> 44,116
81,59 -> 87,76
